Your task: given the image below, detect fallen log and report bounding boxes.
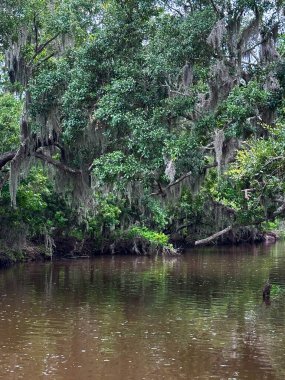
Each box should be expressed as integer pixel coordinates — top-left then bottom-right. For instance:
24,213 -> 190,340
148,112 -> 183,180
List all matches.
195,226 -> 232,246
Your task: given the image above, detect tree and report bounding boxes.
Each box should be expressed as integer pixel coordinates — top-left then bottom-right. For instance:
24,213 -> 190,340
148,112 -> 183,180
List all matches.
0,0 -> 285,252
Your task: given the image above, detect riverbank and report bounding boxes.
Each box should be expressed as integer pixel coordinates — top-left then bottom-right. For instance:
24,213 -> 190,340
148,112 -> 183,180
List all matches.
0,228 -> 280,269
0,234 -> 178,268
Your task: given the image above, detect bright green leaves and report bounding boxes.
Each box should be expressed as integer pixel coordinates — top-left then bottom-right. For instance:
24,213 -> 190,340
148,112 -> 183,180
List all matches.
217,81 -> 269,138
214,124 -> 285,224
86,194 -> 122,236
92,151 -> 137,182
143,197 -> 168,230
30,60 -> 69,116
146,7 -> 214,77
228,129 -> 285,186
2,0 -> 285,247
127,226 -> 170,247
168,189 -> 204,236
0,94 -> 21,153
99,200 -> 121,229
0,168 -> 49,236
47,0 -> 99,37
95,78 -> 137,127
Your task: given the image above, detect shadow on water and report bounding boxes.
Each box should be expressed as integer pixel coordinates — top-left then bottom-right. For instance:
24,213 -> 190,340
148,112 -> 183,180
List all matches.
0,242 -> 285,379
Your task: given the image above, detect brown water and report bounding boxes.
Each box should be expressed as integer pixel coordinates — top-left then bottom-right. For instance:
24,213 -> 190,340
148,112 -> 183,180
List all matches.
1,243 -> 285,380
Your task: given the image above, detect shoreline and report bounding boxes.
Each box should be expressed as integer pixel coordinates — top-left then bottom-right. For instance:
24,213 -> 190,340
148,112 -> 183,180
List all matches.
0,231 -> 280,269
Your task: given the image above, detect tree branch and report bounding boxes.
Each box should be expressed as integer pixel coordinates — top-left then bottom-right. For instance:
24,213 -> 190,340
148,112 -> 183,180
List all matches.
166,170 -> 192,189
34,152 -> 81,174
0,151 -> 16,171
264,156 -> 284,166
32,33 -> 60,60
150,171 -> 192,196
209,0 -> 224,17
211,200 -> 236,215
176,222 -> 193,232
242,188 -> 255,200
33,13 -> 39,54
242,40 -> 264,55
273,202 -> 285,217
35,52 -> 56,68
194,194 -> 285,246
195,226 -> 232,246
158,1 -> 184,17
0,130 -> 77,174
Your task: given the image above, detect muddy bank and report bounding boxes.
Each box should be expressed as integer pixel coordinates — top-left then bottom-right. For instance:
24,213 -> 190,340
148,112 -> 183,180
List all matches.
0,235 -> 175,268
0,243 -> 46,268
0,230 -> 279,268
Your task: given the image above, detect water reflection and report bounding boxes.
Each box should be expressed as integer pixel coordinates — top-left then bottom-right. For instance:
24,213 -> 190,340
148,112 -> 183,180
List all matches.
0,243 -> 285,379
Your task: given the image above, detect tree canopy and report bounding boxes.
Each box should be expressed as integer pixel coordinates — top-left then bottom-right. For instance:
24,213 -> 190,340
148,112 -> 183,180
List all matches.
0,0 -> 285,255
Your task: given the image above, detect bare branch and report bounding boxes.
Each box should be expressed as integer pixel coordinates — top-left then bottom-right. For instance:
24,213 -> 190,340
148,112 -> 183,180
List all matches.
201,143 -> 214,152
209,0 -> 224,17
166,170 -> 192,190
34,152 -> 81,175
158,1 -> 184,17
195,226 -> 232,246
242,40 -> 264,56
176,222 -> 192,232
241,61 -> 258,66
88,162 -> 95,172
35,52 -> 56,68
32,33 -> 60,60
273,203 -> 285,217
264,156 -> 285,166
169,89 -> 189,97
0,151 -> 16,171
242,188 -> 254,200
33,13 -> 39,53
150,171 -> 192,196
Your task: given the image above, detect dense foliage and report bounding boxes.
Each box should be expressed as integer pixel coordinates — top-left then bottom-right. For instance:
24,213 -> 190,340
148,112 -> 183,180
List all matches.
0,0 -> 285,257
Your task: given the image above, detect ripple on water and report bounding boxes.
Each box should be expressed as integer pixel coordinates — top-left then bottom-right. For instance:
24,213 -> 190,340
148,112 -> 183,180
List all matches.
0,246 -> 285,379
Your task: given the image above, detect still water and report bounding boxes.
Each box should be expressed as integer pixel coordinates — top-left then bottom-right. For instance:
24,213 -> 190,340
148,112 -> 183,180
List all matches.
1,242 -> 285,379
